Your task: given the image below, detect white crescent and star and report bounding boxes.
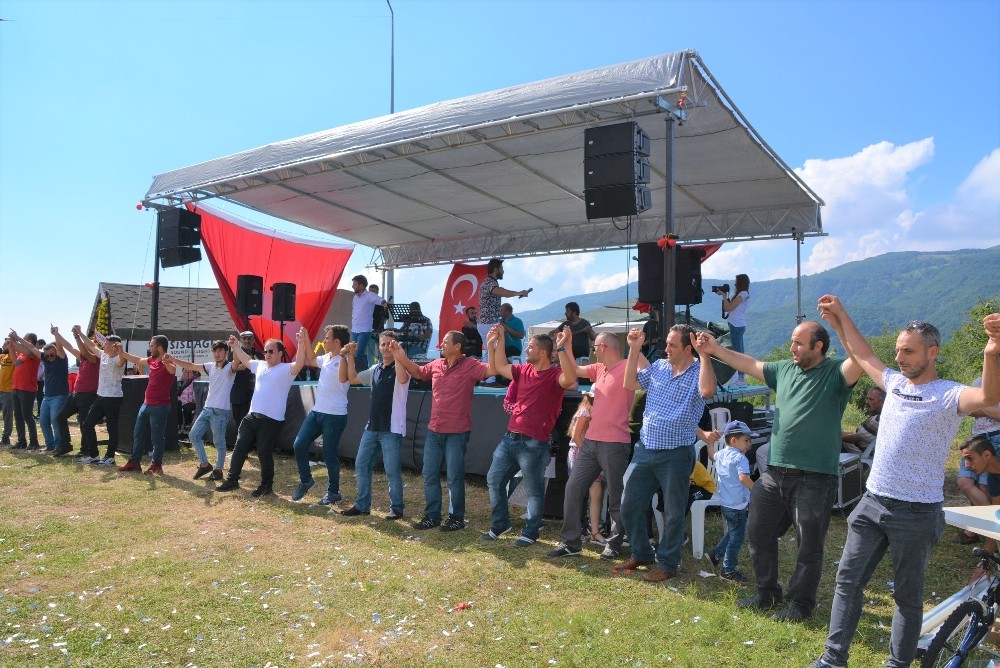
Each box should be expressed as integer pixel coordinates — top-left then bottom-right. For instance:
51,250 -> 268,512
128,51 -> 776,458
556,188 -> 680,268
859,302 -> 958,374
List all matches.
450,273 -> 479,315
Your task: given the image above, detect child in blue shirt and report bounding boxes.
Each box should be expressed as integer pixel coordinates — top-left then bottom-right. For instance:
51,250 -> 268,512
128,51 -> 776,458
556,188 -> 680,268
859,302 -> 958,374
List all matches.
708,420 -> 756,583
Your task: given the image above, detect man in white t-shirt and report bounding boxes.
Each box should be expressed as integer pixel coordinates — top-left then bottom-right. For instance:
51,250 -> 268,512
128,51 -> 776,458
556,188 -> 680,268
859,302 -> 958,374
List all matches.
349,275 -> 387,371
291,325 -> 351,505
170,340 -> 237,481
339,331 -> 410,519
216,329 -> 308,497
809,296 -> 1000,668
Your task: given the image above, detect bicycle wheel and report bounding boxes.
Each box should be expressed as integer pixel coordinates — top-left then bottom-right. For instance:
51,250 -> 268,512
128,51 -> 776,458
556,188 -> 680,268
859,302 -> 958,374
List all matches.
922,600 -> 990,668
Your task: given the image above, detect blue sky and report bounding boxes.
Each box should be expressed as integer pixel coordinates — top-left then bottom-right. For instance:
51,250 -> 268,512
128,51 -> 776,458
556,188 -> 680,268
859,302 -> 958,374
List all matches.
1,0 -> 998,339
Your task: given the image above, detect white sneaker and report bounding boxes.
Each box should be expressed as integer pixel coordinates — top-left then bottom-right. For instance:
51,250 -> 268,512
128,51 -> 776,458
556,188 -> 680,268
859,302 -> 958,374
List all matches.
97,456 -> 116,465
79,456 -> 98,464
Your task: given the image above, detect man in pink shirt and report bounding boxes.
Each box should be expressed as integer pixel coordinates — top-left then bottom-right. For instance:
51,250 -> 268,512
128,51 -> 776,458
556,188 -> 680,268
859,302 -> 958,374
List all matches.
118,335 -> 177,475
547,330 -> 644,560
393,330 -> 490,532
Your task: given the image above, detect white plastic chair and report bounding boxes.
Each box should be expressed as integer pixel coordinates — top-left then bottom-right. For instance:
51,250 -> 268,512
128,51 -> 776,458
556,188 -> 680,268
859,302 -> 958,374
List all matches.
689,407 -> 731,558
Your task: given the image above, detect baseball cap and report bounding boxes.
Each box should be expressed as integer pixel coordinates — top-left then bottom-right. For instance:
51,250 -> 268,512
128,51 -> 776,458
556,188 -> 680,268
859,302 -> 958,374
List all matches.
723,420 -> 759,438
239,331 -> 254,338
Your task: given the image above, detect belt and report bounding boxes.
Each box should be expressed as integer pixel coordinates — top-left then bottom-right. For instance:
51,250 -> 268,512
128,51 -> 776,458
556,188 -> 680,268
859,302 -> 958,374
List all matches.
867,491 -> 941,511
249,412 -> 277,421
506,430 -> 528,440
769,465 -> 806,476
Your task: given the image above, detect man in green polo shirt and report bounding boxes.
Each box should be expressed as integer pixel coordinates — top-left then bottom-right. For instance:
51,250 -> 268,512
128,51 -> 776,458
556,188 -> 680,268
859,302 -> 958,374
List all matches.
698,321 -> 862,622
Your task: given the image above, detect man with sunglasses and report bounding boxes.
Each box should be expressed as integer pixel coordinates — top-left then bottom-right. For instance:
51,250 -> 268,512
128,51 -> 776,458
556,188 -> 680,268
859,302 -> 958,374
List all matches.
216,329 -> 308,497
547,331 -> 638,561
808,298 -> 1000,668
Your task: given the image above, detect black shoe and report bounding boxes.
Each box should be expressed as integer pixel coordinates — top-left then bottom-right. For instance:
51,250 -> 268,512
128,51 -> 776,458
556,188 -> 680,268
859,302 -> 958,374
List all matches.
737,592 -> 782,611
216,479 -> 240,492
771,604 -> 811,622
193,463 -> 214,480
707,551 -> 721,569
720,569 -> 749,584
251,483 -> 273,498
440,516 -> 467,532
210,469 -> 224,481
11,442 -> 27,450
53,445 -> 73,457
545,544 -> 581,558
318,492 -> 341,505
384,510 -> 404,521
26,444 -> 40,451
0,438 -> 9,446
413,516 -> 441,530
341,506 -> 370,517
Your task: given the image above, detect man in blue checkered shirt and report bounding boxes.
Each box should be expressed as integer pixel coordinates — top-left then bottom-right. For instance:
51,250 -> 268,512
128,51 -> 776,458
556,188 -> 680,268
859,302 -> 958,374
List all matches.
614,324 -> 717,581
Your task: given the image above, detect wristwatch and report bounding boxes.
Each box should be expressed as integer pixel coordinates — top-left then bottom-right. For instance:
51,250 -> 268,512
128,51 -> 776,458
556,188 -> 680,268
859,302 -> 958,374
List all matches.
556,346 -> 566,353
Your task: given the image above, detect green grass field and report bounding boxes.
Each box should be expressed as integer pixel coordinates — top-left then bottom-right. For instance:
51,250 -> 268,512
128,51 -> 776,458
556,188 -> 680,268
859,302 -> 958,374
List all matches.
0,426 -> 985,668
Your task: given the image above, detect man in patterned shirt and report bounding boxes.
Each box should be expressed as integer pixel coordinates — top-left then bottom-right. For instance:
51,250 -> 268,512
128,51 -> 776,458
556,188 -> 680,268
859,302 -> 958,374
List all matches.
807,296 -> 1000,668
476,259 -> 531,382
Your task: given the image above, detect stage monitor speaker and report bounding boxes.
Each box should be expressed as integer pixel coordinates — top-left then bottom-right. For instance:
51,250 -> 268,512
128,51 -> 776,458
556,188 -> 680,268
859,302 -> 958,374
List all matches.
636,243 -> 705,305
159,246 -> 202,269
585,185 -> 651,220
157,208 -> 202,248
584,121 -> 651,158
271,282 -> 296,322
236,274 -> 263,316
584,153 -> 651,189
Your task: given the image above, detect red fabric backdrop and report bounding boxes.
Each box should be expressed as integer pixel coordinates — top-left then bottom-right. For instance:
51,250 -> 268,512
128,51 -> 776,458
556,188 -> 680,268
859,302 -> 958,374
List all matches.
438,262 -> 489,346
191,204 -> 353,357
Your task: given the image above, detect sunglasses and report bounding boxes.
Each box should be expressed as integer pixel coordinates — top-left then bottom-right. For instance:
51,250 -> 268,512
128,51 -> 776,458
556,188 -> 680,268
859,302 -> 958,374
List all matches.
263,348 -> 279,354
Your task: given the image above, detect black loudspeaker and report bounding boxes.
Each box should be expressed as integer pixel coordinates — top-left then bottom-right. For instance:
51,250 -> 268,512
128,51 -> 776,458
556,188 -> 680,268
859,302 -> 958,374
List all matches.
675,247 -> 705,305
584,121 -> 650,158
585,185 -> 651,219
584,153 -> 651,189
636,243 -> 705,305
271,283 -> 296,322
157,209 -> 201,248
159,246 -> 202,269
236,275 -> 263,316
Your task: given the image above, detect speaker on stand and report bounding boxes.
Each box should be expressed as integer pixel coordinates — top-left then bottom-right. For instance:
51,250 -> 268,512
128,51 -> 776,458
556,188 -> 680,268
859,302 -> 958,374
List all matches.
271,283 -> 296,361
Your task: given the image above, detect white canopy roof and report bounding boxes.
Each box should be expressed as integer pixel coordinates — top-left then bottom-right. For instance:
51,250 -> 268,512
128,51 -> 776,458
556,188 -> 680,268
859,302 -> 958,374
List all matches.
143,50 -> 823,269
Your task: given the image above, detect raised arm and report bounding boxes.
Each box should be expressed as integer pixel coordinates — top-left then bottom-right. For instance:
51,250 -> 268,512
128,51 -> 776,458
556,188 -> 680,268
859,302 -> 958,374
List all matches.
816,295 -> 878,388
492,284 -> 531,299
227,335 -> 251,368
691,334 -> 719,398
957,313 -> 1000,414
389,340 -> 421,379
49,326 -> 68,359
8,331 -> 40,357
623,328 -> 645,391
166,355 -> 205,373
555,326 -> 578,389
339,342 -> 362,385
694,331 -> 765,381
290,328 -> 309,377
117,347 -> 147,371
487,324 -> 513,380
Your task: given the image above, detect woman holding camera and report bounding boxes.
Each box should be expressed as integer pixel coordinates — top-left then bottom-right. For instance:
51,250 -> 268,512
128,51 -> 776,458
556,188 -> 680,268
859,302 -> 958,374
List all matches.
720,273 -> 750,387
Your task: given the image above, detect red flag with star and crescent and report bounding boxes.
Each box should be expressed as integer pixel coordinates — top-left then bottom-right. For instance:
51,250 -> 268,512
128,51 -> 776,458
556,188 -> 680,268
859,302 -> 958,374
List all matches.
438,262 -> 489,346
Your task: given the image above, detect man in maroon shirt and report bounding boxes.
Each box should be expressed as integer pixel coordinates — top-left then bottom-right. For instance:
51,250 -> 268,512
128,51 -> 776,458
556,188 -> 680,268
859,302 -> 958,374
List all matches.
7,331 -> 42,450
51,326 -> 100,458
118,335 -> 176,475
480,325 -> 577,547
392,330 -> 491,532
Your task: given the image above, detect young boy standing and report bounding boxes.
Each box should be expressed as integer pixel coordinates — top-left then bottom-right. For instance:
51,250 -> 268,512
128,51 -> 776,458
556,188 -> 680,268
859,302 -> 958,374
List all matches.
708,420 -> 757,583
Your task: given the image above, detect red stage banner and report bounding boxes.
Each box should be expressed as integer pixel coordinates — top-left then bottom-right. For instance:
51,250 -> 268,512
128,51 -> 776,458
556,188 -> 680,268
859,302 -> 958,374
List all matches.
438,262 -> 489,346
191,204 -> 353,357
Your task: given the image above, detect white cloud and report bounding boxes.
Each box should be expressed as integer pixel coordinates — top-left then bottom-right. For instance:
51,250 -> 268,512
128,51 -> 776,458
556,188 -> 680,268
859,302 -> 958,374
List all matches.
581,270 -> 633,293
959,148 -> 1000,203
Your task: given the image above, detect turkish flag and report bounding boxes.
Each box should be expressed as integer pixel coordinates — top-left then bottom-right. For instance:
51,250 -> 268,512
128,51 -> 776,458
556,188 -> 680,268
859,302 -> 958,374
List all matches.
438,262 -> 489,346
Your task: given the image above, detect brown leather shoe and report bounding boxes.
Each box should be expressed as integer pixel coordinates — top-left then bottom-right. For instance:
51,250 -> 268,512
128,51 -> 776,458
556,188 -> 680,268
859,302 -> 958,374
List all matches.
642,566 -> 676,582
611,557 -> 655,573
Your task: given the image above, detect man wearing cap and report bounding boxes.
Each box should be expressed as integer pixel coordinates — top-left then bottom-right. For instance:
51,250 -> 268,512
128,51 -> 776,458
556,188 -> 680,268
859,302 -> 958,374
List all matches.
350,275 -> 387,371
616,324 -> 716,582
230,331 -> 262,428
547,329 -> 638,561
807,297 -> 1000,668
697,320 -> 861,622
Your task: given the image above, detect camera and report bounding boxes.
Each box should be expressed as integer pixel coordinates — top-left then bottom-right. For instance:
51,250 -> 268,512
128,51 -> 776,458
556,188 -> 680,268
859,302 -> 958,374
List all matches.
711,284 -> 730,296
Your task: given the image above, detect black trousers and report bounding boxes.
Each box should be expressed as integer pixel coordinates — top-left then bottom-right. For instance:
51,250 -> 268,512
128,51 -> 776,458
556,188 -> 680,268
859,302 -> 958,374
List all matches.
81,396 -> 124,459
57,391 -> 98,453
227,413 -> 284,486
12,389 -> 39,446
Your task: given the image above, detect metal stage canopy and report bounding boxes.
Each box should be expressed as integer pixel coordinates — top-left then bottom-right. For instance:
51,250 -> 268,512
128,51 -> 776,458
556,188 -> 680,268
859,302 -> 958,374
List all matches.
143,50 -> 824,269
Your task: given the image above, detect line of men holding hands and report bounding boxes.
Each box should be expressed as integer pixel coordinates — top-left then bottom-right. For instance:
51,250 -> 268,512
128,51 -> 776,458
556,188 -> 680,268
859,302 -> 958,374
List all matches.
6,293 -> 999,668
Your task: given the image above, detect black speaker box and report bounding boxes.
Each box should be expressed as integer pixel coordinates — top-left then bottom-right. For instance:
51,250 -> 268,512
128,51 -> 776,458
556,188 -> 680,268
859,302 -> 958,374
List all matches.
584,153 -> 650,189
159,246 -> 201,269
157,209 -> 201,248
584,121 -> 651,158
636,244 -> 705,304
585,185 -> 651,220
236,275 -> 263,316
271,282 -> 296,322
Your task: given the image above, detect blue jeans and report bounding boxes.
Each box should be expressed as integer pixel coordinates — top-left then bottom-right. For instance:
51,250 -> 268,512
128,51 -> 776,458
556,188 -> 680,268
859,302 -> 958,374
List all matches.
40,394 -> 68,447
293,411 -> 347,498
820,492 -> 945,668
712,506 -> 749,572
421,430 -> 470,521
129,403 -> 170,465
190,407 -> 231,470
485,431 -> 550,540
621,440 -> 694,572
729,325 -> 746,379
354,430 -> 403,513
747,467 -> 837,614
351,331 -> 372,370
